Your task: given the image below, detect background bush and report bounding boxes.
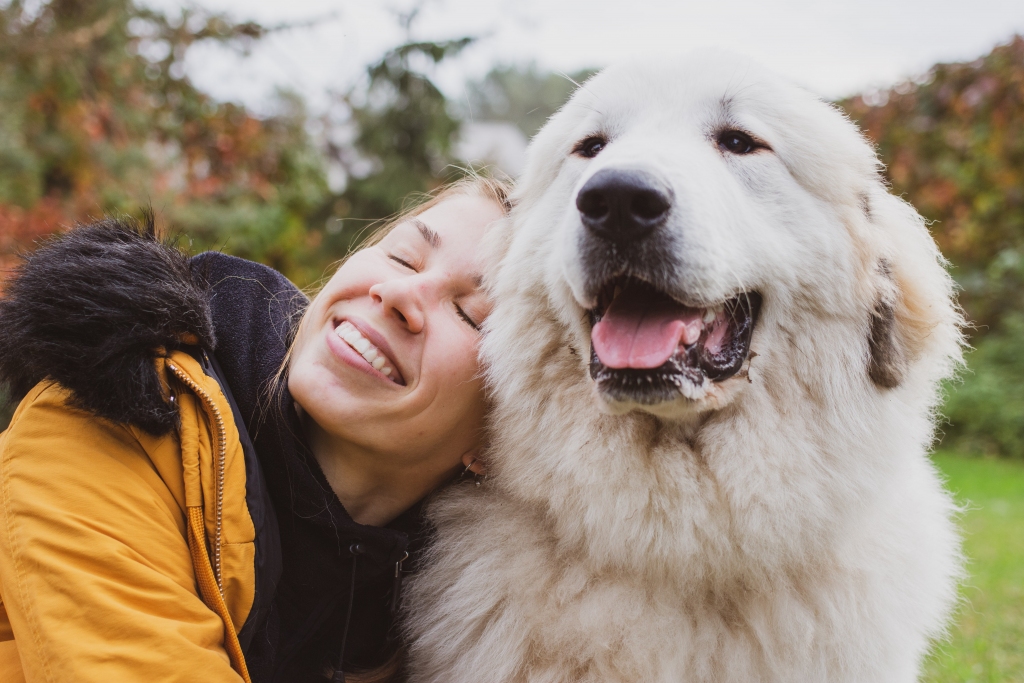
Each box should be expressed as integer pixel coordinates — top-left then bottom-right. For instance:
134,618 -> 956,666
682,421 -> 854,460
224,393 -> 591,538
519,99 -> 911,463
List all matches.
942,315 -> 1024,456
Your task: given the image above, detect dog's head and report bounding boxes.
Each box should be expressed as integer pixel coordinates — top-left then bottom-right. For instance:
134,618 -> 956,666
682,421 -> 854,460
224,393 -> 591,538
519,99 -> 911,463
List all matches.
486,51 -> 961,422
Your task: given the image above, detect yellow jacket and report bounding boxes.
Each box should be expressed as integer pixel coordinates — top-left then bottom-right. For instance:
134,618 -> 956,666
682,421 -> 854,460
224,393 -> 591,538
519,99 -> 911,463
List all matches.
0,351 -> 255,682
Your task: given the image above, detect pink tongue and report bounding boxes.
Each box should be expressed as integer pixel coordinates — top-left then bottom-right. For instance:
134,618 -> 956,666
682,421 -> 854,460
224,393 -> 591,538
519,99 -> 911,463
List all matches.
592,291 -> 703,369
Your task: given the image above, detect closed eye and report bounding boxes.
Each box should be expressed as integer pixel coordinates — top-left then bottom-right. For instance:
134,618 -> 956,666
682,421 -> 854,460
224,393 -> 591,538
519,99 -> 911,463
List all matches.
455,304 -> 479,331
389,254 -> 416,270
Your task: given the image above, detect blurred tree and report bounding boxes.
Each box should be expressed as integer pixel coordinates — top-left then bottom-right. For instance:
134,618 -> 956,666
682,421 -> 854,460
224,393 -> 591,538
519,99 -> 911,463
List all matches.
840,36 -> 1024,457
0,0 -> 330,283
327,36 -> 473,247
841,36 -> 1024,332
0,0 -> 336,429
463,64 -> 596,137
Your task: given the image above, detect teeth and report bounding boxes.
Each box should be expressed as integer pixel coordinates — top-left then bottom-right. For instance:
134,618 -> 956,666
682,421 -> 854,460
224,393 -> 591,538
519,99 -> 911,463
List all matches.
702,309 -> 716,324
335,322 -> 395,379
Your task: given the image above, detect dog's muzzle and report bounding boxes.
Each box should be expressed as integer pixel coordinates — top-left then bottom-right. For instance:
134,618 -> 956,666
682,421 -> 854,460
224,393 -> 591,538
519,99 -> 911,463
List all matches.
575,169 -> 761,405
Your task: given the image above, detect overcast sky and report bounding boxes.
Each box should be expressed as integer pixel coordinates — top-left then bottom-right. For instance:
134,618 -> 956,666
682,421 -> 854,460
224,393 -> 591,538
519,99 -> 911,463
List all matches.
153,0 -> 1024,114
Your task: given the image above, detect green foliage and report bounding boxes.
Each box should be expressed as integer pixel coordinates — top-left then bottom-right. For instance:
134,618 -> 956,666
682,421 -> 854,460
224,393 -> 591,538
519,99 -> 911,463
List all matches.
924,453 -> 1024,681
464,64 -> 597,137
337,38 -> 472,228
942,316 -> 1024,458
0,0 -> 331,284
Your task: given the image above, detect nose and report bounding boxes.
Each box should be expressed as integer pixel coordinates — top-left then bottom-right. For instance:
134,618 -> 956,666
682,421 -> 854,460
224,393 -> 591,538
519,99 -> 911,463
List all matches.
370,277 -> 428,334
576,168 -> 672,244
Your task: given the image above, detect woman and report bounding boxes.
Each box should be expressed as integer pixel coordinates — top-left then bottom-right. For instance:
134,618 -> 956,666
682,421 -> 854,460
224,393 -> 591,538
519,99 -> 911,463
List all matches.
0,176 -> 510,683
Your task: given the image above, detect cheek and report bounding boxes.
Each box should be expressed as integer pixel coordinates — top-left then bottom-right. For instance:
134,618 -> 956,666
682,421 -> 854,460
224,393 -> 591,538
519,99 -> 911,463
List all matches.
287,310 -> 350,414
323,252 -> 379,298
287,332 -> 328,411
287,348 -> 317,415
427,328 -> 485,399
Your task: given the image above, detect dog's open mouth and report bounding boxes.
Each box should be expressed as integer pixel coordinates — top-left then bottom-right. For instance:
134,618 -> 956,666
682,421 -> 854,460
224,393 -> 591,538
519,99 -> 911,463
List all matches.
588,277 -> 762,404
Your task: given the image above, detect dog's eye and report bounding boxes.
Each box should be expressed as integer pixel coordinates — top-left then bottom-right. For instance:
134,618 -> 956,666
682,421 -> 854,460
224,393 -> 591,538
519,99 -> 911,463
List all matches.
717,130 -> 761,155
573,136 -> 607,159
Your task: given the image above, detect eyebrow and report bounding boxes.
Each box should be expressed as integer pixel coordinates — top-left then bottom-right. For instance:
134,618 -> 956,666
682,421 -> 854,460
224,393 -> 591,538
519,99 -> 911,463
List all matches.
411,219 -> 441,249
408,218 -> 483,289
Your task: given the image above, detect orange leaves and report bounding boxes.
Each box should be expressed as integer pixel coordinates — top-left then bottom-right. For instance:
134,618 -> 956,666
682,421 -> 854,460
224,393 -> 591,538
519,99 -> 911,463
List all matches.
840,35 -> 1024,331
0,199 -> 75,278
0,0 -> 331,286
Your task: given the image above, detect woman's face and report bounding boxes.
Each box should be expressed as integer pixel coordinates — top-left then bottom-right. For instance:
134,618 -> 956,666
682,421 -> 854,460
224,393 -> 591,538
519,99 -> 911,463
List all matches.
289,193 -> 504,466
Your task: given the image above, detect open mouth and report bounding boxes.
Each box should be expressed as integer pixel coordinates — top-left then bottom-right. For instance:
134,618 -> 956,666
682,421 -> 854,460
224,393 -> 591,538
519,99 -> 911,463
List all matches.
588,277 -> 761,404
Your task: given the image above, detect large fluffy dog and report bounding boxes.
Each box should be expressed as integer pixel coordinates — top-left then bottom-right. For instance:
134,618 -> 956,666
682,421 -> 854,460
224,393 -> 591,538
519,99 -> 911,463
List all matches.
404,52 -> 963,682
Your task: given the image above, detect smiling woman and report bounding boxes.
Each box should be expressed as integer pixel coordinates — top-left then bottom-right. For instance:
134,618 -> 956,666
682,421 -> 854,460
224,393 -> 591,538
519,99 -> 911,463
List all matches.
0,175 -> 511,683
288,186 -> 507,529
282,179 -> 510,680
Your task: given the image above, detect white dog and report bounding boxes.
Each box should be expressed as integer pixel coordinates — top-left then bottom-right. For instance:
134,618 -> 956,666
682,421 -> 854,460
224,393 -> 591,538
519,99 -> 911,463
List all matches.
404,51 -> 963,683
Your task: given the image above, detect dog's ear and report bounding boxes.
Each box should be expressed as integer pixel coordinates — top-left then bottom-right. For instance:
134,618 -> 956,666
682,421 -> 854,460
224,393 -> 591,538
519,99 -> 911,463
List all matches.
861,190 -> 963,389
867,259 -> 907,388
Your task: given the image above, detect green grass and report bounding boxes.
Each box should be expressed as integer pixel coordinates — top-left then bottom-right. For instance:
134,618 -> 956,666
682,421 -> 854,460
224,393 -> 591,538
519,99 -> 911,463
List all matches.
924,453 -> 1024,682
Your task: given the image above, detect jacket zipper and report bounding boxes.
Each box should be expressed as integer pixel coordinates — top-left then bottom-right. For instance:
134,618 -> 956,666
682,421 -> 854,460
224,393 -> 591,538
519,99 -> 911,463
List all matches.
167,361 -> 227,592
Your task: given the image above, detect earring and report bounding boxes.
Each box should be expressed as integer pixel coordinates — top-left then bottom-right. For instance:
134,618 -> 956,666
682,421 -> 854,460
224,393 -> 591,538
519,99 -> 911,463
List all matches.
462,460 -> 485,487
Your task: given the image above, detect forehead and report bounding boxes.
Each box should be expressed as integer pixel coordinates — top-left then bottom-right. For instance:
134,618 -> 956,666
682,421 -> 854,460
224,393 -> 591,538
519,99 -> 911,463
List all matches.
570,55 -> 785,137
417,194 -> 503,236
385,193 -> 503,268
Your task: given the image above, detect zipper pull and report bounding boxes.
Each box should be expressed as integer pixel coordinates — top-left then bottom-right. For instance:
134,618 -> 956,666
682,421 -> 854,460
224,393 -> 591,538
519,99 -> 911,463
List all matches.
391,551 -> 410,614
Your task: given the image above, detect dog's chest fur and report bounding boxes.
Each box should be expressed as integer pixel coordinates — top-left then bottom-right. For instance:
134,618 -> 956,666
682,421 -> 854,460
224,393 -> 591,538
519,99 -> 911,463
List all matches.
406,455 -> 946,683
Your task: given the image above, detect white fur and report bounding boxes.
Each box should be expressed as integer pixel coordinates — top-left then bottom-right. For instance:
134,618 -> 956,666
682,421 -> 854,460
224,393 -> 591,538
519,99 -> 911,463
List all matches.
404,51 -> 964,683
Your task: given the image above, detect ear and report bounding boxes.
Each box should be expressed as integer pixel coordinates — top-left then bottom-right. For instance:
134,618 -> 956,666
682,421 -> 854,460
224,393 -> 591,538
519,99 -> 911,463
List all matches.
461,450 -> 486,476
859,186 -> 965,390
867,258 -> 908,389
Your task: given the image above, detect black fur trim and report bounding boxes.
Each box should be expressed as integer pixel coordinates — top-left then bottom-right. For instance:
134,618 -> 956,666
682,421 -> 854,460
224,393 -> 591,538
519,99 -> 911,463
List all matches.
0,215 -> 216,435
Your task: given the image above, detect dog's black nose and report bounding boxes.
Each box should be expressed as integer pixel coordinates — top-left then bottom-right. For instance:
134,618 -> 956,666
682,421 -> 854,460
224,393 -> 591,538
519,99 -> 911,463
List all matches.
576,169 -> 672,244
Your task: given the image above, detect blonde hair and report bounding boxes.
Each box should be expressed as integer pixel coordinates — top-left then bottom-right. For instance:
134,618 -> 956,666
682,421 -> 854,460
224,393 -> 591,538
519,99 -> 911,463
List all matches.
342,174 -> 512,261
269,173 -> 513,411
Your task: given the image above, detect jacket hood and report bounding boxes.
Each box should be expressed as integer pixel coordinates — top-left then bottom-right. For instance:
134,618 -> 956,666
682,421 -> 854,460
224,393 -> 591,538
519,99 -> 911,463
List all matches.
0,216 -> 216,435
